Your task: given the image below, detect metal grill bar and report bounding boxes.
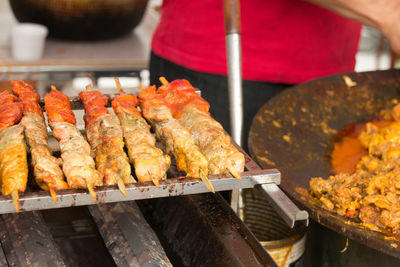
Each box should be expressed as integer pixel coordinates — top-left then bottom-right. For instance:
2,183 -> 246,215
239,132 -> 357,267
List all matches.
0,211 -> 65,266
88,202 -> 172,267
0,169 -> 280,214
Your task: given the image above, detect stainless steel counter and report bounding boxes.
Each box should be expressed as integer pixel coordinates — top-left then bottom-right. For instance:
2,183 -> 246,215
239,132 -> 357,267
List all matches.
0,1 -> 160,70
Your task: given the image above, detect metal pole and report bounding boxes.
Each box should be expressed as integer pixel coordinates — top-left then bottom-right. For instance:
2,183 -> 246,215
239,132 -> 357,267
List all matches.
226,34 -> 243,146
224,0 -> 243,212
223,1 -> 309,227
223,0 -> 243,147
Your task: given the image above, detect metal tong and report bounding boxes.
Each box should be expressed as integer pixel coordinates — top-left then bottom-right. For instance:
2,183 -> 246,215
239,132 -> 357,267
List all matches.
223,0 -> 308,227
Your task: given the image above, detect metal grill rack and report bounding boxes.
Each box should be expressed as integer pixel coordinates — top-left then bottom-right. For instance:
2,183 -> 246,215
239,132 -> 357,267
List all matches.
0,85 -> 281,215
0,68 -> 307,266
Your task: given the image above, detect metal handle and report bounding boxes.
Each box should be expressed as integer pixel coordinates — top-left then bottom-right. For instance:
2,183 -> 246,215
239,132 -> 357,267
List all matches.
256,184 -> 309,228
224,0 -> 241,34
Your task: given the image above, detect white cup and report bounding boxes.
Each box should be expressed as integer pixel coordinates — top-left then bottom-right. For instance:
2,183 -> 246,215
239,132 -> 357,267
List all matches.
11,23 -> 48,61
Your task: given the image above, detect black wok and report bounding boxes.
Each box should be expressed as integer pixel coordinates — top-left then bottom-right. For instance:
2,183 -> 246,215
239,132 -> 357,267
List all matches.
249,69 -> 400,259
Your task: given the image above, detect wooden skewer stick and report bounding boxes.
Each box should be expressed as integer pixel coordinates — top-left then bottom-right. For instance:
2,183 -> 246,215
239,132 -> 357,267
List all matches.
87,184 -> 97,201
159,77 -> 169,85
147,170 -> 160,188
114,77 -> 125,94
151,177 -> 160,188
227,165 -> 242,181
38,169 -> 60,203
200,170 -> 215,193
138,82 -> 144,91
49,187 -> 58,203
117,179 -> 127,197
11,190 -> 19,212
85,84 -> 93,91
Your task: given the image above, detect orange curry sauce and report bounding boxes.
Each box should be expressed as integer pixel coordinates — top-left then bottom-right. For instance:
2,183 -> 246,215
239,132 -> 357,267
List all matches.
331,119 -> 392,174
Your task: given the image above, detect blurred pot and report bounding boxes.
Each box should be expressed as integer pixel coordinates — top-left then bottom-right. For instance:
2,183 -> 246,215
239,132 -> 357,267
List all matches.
9,0 -> 149,41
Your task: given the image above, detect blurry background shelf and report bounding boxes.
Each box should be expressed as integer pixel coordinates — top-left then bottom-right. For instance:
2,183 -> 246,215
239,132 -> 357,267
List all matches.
0,1 -> 160,68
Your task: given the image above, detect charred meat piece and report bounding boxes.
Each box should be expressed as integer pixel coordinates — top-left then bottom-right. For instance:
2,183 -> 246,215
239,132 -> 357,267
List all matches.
79,85 -> 134,197
157,78 -> 244,179
0,91 -> 27,211
45,86 -> 102,200
11,81 -> 68,203
139,85 -> 214,193
111,79 -> 170,187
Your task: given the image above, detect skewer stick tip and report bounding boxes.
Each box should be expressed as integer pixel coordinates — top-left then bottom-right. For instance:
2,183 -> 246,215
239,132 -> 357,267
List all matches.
117,179 -> 127,197
11,191 -> 19,212
200,171 -> 215,193
227,166 -> 242,181
152,177 -> 160,188
114,77 -> 125,94
147,170 -> 160,187
159,77 -> 169,85
49,187 -> 58,203
87,184 -> 97,201
85,84 -> 93,91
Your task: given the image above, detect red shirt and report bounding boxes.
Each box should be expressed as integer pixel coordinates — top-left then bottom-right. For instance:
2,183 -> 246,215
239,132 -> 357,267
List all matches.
151,0 -> 362,84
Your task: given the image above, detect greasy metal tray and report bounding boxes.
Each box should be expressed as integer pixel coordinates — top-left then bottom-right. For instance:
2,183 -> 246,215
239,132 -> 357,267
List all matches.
0,94 -> 281,214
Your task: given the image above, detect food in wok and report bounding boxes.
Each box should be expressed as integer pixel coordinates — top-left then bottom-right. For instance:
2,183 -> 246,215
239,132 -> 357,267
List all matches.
309,102 -> 400,236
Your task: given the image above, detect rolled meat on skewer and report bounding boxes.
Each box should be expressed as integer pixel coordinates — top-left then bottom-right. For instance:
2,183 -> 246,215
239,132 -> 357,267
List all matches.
111,78 -> 170,187
79,85 -> 134,197
11,80 -> 68,203
44,86 -> 102,200
0,90 -> 27,211
158,78 -> 245,179
139,85 -> 215,193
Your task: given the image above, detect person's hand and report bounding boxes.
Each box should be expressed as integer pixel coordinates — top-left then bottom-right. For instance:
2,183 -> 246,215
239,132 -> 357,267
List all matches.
381,17 -> 400,55
307,0 -> 400,54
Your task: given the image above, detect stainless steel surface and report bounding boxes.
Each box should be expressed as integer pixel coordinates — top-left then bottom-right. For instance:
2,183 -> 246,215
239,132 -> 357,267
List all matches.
0,65 -> 146,74
226,33 -> 243,213
257,184 -> 309,228
0,169 -> 280,214
241,155 -> 309,228
231,138 -> 309,227
224,0 -> 244,213
225,33 -> 243,146
1,0 -> 160,66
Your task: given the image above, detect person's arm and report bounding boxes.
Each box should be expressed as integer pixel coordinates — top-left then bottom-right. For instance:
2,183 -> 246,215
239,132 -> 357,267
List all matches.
307,0 -> 400,53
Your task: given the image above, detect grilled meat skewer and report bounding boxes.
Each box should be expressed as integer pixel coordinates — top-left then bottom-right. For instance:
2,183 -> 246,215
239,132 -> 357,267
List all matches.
158,78 -> 245,179
44,86 -> 102,200
11,81 -> 68,203
79,85 -> 134,196
0,91 -> 27,211
112,78 -> 170,187
139,85 -> 215,193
